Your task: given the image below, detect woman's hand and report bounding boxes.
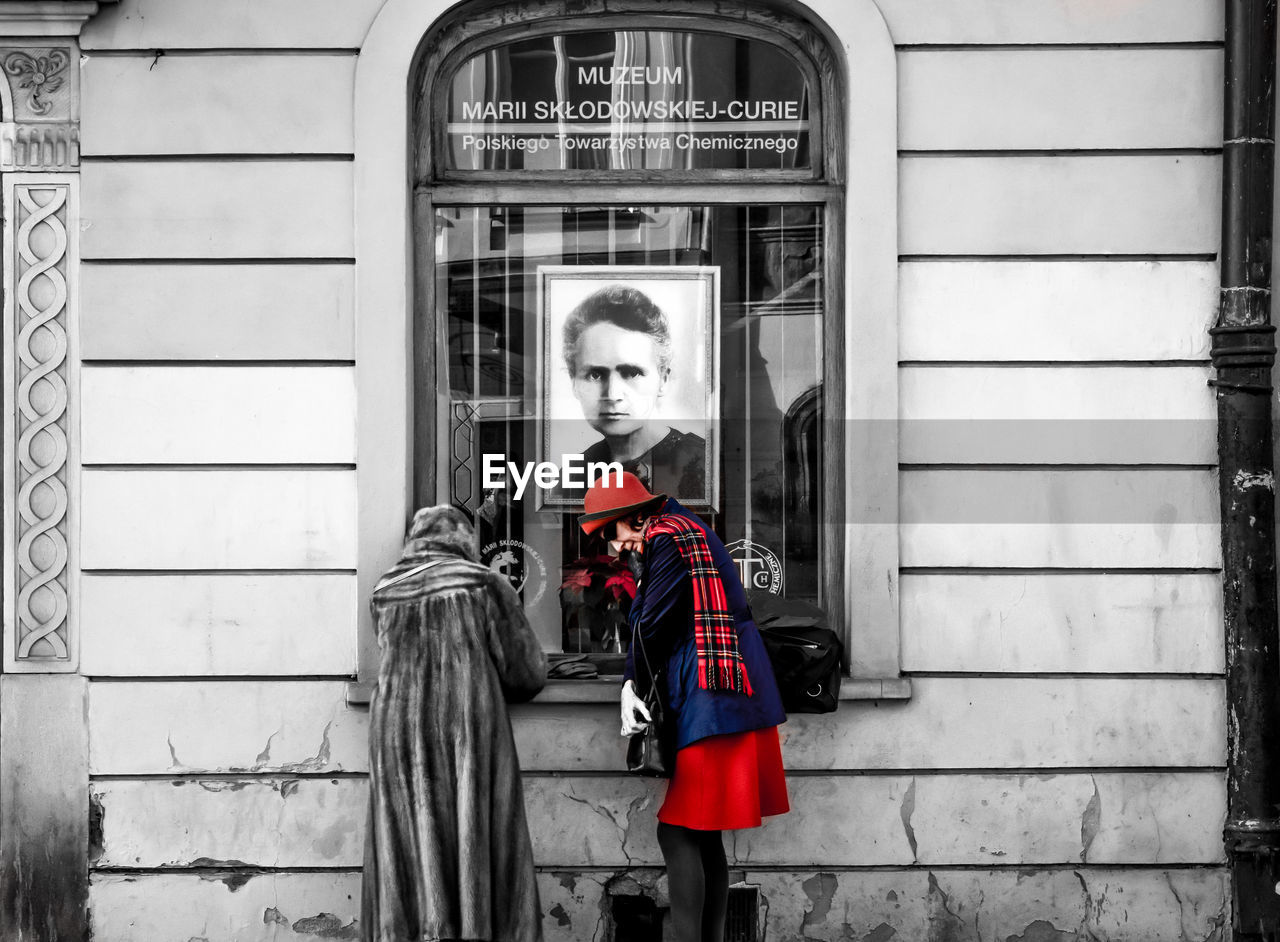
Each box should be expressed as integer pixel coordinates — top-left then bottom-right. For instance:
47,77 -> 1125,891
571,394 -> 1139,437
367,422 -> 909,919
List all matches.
618,548 -> 645,583
620,679 -> 652,737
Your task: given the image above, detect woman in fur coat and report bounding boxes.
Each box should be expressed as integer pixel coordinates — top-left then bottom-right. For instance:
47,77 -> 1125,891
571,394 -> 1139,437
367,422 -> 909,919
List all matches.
362,505 -> 548,942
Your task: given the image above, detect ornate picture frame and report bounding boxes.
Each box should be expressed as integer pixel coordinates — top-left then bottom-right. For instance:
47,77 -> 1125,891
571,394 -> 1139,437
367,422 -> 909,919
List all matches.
536,264 -> 720,510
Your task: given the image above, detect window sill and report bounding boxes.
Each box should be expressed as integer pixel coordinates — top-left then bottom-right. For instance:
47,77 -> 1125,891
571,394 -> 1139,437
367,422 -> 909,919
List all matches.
346,675 -> 910,706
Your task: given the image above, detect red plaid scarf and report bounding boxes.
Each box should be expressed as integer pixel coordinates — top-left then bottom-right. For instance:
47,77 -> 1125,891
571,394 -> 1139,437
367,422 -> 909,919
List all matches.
645,514 -> 752,696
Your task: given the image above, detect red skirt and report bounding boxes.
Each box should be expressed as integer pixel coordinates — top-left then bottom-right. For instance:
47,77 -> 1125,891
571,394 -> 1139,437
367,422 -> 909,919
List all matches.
657,725 -> 789,831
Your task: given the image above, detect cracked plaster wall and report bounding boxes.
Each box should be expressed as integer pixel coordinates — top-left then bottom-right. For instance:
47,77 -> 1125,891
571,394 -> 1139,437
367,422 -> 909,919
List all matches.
538,867 -> 1229,942
87,866 -> 1228,942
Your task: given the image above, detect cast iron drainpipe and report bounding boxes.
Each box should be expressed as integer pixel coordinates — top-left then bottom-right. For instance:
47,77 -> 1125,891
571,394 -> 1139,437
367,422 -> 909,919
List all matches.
1214,0 -> 1280,936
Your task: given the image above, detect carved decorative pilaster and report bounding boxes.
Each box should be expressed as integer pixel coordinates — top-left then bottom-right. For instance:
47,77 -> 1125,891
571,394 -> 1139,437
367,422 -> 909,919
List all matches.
0,43 -> 79,170
0,21 -> 90,674
0,11 -> 107,942
5,49 -> 69,114
4,176 -> 77,672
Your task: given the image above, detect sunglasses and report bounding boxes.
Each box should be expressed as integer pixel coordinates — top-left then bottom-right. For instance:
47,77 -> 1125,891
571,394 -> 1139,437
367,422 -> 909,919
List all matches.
600,514 -> 646,543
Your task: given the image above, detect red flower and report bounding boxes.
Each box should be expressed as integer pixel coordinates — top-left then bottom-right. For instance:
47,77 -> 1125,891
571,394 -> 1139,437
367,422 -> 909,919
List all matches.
561,553 -> 637,603
604,571 -> 636,602
561,567 -> 594,591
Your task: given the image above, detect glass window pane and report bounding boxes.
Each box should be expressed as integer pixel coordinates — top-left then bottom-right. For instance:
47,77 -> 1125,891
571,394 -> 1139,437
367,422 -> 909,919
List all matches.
445,31 -> 812,172
430,204 -> 826,658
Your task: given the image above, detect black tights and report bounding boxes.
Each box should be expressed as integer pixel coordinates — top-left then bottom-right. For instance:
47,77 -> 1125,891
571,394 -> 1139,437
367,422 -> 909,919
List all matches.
656,822 -> 728,942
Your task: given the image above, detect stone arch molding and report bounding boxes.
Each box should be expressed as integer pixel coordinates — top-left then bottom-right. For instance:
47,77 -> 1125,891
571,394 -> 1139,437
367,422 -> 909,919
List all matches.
352,0 -> 901,687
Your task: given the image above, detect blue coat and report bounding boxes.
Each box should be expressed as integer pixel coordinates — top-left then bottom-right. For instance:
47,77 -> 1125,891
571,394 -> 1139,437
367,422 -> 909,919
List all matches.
624,498 -> 787,750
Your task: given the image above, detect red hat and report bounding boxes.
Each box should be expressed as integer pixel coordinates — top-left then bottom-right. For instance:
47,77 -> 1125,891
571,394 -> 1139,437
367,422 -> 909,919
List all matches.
577,472 -> 666,536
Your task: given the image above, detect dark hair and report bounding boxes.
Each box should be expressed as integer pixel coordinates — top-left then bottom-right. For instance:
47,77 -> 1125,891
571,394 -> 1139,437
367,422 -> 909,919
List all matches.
562,284 -> 673,376
601,510 -> 650,543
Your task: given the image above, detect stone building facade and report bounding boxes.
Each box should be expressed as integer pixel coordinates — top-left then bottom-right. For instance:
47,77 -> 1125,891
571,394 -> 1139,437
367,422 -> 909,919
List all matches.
0,0 -> 1231,939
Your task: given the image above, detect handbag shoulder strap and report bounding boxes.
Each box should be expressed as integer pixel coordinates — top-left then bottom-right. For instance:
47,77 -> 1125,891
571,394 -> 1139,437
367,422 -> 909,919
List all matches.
632,614 -> 662,689
374,558 -> 448,593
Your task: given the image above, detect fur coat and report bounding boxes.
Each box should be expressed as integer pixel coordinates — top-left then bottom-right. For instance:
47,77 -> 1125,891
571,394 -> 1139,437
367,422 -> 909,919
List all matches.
362,506 -> 548,942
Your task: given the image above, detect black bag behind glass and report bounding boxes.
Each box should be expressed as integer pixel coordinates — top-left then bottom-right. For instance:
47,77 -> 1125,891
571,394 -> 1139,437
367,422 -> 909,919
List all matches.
754,596 -> 843,714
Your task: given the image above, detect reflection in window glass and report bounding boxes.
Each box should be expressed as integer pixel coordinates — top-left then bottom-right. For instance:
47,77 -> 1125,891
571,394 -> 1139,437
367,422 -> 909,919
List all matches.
431,205 -> 827,658
446,31 -> 812,171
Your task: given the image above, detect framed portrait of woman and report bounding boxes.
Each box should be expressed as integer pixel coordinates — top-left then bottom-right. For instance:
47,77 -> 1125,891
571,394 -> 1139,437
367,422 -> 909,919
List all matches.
537,265 -> 720,510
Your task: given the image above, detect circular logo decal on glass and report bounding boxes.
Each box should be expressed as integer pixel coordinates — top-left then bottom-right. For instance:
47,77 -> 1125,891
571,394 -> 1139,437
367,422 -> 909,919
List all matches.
726,539 -> 783,594
481,539 -> 548,605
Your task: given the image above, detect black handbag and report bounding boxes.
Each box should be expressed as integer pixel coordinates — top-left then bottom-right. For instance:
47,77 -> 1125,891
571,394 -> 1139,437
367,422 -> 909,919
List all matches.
625,619 -> 675,777
756,600 -> 843,714
625,675 -> 672,777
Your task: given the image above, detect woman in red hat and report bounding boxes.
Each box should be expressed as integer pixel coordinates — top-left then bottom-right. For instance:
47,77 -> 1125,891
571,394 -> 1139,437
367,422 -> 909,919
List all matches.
579,472 -> 789,942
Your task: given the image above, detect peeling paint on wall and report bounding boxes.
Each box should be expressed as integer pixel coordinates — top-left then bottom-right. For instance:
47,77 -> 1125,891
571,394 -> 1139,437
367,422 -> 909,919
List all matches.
88,792 -> 105,865
1080,777 -> 1102,862
556,872 -> 577,894
254,732 -> 279,769
188,857 -> 254,869
800,872 -> 838,934
1004,919 -> 1076,942
865,922 -> 897,942
290,912 -> 360,939
196,869 -> 255,892
261,906 -> 359,939
926,872 -> 965,942
1232,469 -> 1274,491
900,778 -> 918,864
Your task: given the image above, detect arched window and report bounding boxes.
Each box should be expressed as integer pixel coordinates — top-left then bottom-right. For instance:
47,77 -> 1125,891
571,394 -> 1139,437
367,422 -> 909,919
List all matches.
350,0 -> 900,694
416,4 -> 841,659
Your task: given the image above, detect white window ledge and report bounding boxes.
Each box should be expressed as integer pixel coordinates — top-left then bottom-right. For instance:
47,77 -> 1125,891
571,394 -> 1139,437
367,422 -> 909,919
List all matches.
347,676 -> 910,706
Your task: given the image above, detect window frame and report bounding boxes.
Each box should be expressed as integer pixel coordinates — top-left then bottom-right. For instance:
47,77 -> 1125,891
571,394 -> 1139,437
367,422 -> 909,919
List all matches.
418,5 -> 844,660
349,0 -> 903,702
419,12 -> 839,185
